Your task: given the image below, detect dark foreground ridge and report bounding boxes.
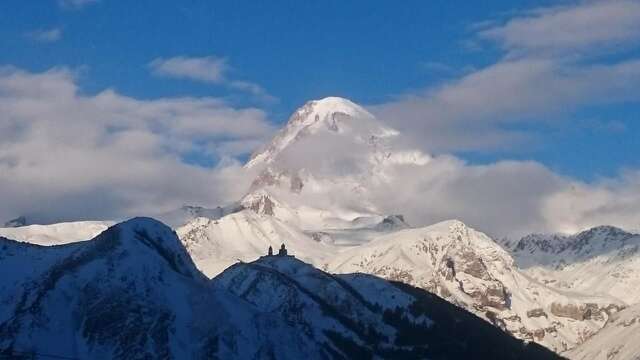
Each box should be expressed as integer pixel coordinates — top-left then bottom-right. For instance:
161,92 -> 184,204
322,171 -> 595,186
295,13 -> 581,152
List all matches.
0,217 -> 563,359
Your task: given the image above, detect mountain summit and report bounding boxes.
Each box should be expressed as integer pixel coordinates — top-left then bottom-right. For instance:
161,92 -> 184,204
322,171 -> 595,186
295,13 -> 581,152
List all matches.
246,97 -> 387,168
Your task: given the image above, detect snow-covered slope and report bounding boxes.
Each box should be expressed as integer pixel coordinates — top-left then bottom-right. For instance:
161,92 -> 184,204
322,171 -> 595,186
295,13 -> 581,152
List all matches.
0,217 -> 561,359
566,303 -> 640,360
215,254 -> 560,359
0,220 -> 112,245
176,209 -> 335,277
0,218 -> 340,359
505,226 -> 640,304
328,220 -> 623,353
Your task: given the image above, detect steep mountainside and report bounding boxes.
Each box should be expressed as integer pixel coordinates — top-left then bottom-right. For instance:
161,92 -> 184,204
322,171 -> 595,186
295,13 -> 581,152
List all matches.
327,220 -> 623,353
216,255 -> 560,360
0,218 -> 561,359
0,219 -> 340,359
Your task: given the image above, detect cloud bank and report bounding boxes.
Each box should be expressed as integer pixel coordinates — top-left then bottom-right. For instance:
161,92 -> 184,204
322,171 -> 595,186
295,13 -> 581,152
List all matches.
0,66 -> 269,223
254,111 -> 640,238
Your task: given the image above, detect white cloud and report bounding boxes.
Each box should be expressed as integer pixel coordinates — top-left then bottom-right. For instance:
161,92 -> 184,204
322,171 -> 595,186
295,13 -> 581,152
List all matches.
364,153 -> 640,237
26,28 -> 62,43
0,66 -> 274,223
372,1 -> 640,154
373,58 -> 640,152
229,80 -> 278,103
149,56 -> 276,102
258,123 -> 640,238
479,1 -> 640,58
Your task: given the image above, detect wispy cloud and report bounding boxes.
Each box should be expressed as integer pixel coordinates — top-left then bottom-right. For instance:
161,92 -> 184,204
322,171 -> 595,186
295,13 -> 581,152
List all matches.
149,56 -> 227,84
58,0 -> 99,10
25,28 -> 62,43
149,55 -> 276,102
229,80 -> 278,103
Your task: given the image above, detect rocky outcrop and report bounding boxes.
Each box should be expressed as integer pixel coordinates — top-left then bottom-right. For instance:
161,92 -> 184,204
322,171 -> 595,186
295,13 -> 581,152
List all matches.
440,247 -> 511,311
550,302 -> 622,321
245,195 -> 275,216
527,308 -> 548,318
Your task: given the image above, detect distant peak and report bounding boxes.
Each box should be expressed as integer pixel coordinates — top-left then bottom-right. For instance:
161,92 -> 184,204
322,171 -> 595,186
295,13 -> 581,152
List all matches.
308,96 -> 362,109
299,96 -> 373,120
3,216 -> 27,228
245,96 -> 378,168
430,219 -> 469,230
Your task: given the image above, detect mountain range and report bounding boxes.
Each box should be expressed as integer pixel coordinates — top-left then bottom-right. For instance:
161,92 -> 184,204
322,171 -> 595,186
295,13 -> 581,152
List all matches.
0,218 -> 558,359
2,97 -> 639,359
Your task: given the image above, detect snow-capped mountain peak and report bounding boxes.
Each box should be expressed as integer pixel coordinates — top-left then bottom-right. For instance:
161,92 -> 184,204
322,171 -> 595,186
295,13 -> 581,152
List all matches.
245,96 -> 395,168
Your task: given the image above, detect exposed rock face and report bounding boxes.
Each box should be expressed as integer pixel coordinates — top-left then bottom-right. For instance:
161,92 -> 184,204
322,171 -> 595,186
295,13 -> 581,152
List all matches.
438,248 -> 511,310
245,194 -> 275,216
307,231 -> 335,244
374,215 -> 409,231
527,308 -> 548,318
550,303 -> 587,320
550,302 -> 622,321
327,220 -> 623,353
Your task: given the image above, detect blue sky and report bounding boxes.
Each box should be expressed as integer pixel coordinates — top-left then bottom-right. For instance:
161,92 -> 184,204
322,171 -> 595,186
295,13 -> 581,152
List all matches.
1,0 -> 639,229
5,0 -> 637,179
0,0 -> 541,105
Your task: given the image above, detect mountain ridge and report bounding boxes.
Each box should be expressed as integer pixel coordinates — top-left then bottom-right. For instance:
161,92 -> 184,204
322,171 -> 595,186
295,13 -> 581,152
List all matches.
0,217 -> 561,359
